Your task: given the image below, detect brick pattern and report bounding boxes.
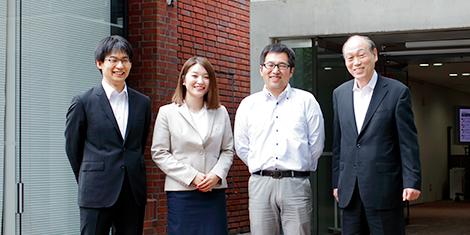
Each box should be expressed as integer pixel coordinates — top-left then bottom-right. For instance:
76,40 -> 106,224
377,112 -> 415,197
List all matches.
127,0 -> 251,234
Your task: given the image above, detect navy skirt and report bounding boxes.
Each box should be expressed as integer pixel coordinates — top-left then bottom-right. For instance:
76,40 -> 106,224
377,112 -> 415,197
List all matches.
167,189 -> 229,235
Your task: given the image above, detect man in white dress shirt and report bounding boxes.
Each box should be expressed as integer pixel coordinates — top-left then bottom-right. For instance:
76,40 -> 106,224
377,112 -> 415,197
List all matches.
234,43 -> 325,235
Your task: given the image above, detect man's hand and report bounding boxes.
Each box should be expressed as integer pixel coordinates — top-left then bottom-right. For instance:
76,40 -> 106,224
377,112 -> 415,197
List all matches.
403,188 -> 421,201
333,188 -> 339,202
197,173 -> 220,192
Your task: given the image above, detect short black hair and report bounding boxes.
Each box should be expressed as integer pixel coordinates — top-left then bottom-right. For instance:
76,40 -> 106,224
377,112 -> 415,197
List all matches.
94,35 -> 133,63
259,43 -> 296,69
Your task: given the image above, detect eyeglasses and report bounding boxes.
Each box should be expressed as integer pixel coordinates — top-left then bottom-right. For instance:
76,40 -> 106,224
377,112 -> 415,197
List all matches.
262,62 -> 291,70
105,58 -> 131,65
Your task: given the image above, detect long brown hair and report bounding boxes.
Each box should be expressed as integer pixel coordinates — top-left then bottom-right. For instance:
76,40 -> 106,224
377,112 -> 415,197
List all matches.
172,56 -> 220,110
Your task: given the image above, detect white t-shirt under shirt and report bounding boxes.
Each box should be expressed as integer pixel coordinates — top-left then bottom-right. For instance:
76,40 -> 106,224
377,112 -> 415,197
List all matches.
189,104 -> 208,141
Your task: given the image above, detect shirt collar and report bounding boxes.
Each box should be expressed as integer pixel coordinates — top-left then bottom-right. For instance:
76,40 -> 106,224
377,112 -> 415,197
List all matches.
353,70 -> 378,92
102,80 -> 128,100
262,83 -> 292,101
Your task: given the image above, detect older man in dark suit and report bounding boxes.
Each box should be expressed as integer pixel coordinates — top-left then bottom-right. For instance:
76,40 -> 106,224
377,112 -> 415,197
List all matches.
332,35 -> 421,235
65,35 -> 151,235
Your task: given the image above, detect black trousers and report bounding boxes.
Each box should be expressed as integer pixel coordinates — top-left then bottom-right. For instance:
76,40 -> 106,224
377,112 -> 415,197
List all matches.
340,181 -> 405,235
80,172 -> 145,235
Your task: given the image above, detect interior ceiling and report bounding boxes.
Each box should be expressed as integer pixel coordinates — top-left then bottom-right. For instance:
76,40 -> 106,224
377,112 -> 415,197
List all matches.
322,29 -> 470,94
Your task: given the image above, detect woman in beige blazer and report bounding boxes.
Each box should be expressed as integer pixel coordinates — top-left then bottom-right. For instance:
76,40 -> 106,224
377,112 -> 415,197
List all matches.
151,56 -> 234,235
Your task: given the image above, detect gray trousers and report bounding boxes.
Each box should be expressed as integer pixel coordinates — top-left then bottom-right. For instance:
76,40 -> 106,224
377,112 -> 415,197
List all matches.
248,174 -> 312,235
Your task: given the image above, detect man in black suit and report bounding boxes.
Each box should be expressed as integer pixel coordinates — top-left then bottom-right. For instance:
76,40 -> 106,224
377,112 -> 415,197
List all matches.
332,35 -> 421,235
65,35 -> 151,235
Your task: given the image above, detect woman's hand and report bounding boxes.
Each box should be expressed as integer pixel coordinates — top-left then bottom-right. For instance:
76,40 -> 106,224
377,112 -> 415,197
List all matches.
196,173 -> 220,192
192,172 -> 206,186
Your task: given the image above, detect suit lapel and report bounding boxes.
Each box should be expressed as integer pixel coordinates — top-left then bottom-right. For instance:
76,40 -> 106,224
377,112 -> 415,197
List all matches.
178,103 -> 199,132
124,88 -> 136,143
178,103 -> 215,144
96,85 -> 122,140
204,108 -> 216,143
344,81 -> 359,138
360,75 -> 389,134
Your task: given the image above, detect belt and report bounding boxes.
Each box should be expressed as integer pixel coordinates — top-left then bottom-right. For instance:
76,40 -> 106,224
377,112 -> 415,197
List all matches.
252,170 -> 310,179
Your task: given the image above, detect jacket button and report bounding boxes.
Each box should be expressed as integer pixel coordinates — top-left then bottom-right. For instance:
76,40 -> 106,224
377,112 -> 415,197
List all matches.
356,144 -> 361,149
199,150 -> 204,155
123,148 -> 127,152
120,165 -> 125,170
354,164 -> 357,169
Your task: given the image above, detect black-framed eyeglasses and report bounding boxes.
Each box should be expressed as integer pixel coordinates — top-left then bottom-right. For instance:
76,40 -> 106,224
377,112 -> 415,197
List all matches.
262,62 -> 291,70
105,58 -> 131,65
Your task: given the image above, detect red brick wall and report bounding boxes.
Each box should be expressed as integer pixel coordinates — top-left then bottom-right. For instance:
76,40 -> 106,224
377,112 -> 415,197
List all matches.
127,0 -> 251,234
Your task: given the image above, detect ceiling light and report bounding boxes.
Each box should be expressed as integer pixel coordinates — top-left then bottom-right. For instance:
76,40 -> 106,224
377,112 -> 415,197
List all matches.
405,39 -> 470,48
433,63 -> 442,66
279,39 -> 313,48
449,73 -> 458,77
324,67 -> 332,71
419,64 -> 429,67
462,73 -> 470,76
380,48 -> 470,56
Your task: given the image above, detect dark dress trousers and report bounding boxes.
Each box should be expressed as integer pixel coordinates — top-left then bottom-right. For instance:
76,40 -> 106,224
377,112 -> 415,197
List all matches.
332,75 -> 421,233
65,84 -> 151,232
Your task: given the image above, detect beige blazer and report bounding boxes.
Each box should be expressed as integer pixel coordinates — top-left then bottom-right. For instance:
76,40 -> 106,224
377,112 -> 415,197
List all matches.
151,102 -> 234,191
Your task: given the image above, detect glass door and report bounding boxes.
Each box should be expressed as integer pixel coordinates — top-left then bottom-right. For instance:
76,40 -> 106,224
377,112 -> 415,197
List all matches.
314,40 -> 350,235
18,1 -> 110,234
1,1 -> 123,234
279,38 -> 350,235
280,37 -> 409,234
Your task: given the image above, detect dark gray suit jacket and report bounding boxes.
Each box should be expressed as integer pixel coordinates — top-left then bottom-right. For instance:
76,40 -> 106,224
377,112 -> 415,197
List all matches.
332,74 -> 421,210
65,84 -> 151,208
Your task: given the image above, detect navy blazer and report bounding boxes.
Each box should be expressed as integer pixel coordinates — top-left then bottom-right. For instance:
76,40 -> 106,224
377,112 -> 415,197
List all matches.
65,84 -> 151,208
332,75 -> 421,210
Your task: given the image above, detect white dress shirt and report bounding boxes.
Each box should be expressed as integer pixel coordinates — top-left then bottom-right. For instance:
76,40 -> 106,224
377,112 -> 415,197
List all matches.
353,71 -> 377,134
102,80 -> 129,139
234,84 -> 325,173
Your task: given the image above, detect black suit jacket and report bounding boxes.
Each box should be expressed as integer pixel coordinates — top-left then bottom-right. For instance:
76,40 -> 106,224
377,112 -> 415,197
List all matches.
65,84 -> 151,208
332,74 -> 421,210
